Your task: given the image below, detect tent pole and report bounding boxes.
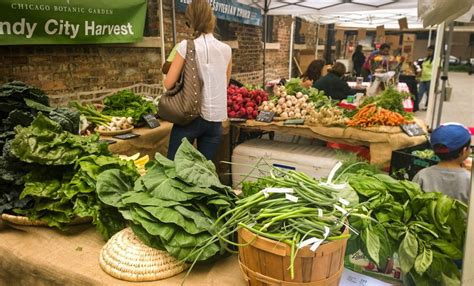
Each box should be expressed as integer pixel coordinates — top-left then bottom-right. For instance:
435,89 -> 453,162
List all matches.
171,0 -> 177,45
427,28 -> 432,47
426,22 -> 444,128
289,16 -> 295,79
262,0 -> 269,87
435,21 -> 454,128
159,0 -> 166,67
462,165 -> 474,285
315,23 -> 320,58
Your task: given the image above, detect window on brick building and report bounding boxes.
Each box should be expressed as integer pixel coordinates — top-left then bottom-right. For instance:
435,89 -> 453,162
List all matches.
216,19 -> 237,41
262,15 -> 275,43
295,17 -> 305,44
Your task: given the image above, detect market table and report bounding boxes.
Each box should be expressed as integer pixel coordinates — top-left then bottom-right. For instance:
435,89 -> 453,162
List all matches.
100,120 -> 232,184
0,219 -> 246,286
231,119 -> 428,167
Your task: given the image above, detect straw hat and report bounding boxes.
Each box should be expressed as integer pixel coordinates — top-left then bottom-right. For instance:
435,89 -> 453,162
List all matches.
99,227 -> 188,282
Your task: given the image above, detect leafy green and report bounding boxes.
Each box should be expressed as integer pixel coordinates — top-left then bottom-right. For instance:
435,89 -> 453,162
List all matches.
97,138 -> 236,262
11,113 -> 109,165
343,164 -> 466,285
102,90 -> 157,124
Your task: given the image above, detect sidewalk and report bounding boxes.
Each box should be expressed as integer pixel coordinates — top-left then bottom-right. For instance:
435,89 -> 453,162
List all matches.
415,71 -> 474,128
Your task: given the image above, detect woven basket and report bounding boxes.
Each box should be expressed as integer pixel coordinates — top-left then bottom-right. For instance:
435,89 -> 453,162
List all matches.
0,213 -> 91,226
48,83 -> 163,106
99,227 -> 188,282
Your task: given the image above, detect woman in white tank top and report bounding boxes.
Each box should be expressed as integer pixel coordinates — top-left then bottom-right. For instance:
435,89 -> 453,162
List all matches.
164,0 -> 232,160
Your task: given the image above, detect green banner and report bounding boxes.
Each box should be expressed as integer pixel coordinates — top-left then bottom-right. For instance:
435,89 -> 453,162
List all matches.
0,0 -> 147,45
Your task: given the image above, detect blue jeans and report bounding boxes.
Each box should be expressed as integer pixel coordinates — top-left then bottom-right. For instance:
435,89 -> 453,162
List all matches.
417,81 -> 430,109
167,117 -> 222,161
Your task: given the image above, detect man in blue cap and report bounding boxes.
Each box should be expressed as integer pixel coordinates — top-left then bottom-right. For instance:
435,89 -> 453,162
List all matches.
413,123 -> 472,203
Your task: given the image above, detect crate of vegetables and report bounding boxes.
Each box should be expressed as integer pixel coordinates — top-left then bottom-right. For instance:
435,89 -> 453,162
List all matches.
389,142 -> 439,180
227,85 -> 268,119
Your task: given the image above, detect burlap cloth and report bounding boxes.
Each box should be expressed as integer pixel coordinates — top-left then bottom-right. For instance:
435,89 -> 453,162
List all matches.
0,220 -> 245,286
235,118 -> 428,167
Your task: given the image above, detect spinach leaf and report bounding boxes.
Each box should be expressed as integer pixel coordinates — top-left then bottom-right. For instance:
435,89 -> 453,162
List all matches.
399,231 -> 418,273
414,245 -> 433,275
96,169 -> 134,208
361,226 -> 381,266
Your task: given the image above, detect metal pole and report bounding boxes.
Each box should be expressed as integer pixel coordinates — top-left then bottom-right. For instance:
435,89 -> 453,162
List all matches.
315,23 -> 320,59
462,165 -> 474,285
262,0 -> 269,87
171,0 -> 177,45
427,28 -> 432,47
159,0 -> 166,67
289,17 -> 295,79
435,21 -> 454,128
426,22 -> 445,128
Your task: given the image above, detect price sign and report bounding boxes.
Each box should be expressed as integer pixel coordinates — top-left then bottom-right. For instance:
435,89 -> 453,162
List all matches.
256,111 -> 275,123
401,123 -> 425,137
142,114 -> 160,129
113,133 -> 140,140
283,118 -> 305,125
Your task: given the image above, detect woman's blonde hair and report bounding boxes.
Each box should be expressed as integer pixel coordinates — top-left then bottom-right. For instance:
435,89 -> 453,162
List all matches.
185,0 -> 216,37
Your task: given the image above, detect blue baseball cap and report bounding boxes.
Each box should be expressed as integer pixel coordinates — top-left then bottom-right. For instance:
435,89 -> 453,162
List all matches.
430,123 -> 471,154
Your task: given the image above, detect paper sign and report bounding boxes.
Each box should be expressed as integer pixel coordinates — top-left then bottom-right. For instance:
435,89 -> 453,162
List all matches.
400,123 -> 426,136
142,114 -> 160,129
256,111 -> 275,123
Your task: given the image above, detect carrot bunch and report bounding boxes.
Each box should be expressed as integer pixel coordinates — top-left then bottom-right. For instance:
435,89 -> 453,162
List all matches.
347,103 -> 409,127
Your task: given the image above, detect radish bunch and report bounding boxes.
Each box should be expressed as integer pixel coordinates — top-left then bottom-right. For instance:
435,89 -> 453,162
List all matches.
259,85 -> 314,119
227,85 -> 268,119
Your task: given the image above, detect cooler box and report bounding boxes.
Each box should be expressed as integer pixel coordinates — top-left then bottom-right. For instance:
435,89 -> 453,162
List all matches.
231,139 -> 340,187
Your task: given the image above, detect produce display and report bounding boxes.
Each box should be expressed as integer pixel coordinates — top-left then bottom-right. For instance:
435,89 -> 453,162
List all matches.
340,163 -> 466,286
227,85 -> 268,119
347,103 -> 409,127
346,87 -> 413,127
189,162 -> 357,278
71,102 -> 133,134
96,139 -> 237,262
8,114 -> 138,239
306,105 -> 348,126
412,149 -> 439,161
0,81 -> 80,214
102,90 -> 157,124
259,78 -> 329,119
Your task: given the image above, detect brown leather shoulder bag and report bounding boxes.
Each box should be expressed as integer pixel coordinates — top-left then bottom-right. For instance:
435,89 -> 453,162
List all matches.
158,40 -> 203,126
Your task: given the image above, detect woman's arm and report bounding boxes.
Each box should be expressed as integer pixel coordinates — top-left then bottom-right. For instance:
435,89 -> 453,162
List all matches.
226,57 -> 233,84
164,53 -> 185,90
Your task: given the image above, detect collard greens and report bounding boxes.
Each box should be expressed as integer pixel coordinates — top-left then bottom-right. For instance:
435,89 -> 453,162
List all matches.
97,138 -> 236,262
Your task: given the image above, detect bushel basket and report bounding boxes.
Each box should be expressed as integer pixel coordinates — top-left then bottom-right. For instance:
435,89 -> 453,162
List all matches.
238,227 -> 348,286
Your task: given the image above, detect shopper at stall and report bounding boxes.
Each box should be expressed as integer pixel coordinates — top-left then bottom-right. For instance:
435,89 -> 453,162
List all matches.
361,43 -> 391,80
413,123 -> 471,203
300,59 -> 326,88
352,45 -> 365,77
164,0 -> 232,160
416,45 -> 435,110
313,62 -> 356,100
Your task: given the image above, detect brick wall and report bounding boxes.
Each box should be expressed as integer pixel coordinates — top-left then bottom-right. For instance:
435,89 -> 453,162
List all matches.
0,0 -> 292,103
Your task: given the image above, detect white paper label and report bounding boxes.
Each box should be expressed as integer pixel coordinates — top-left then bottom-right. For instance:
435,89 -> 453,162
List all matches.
334,204 -> 348,215
298,237 -> 318,249
318,208 -> 323,217
327,161 -> 343,184
285,193 -> 299,202
339,198 -> 350,206
310,238 -> 325,252
262,187 -> 294,194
